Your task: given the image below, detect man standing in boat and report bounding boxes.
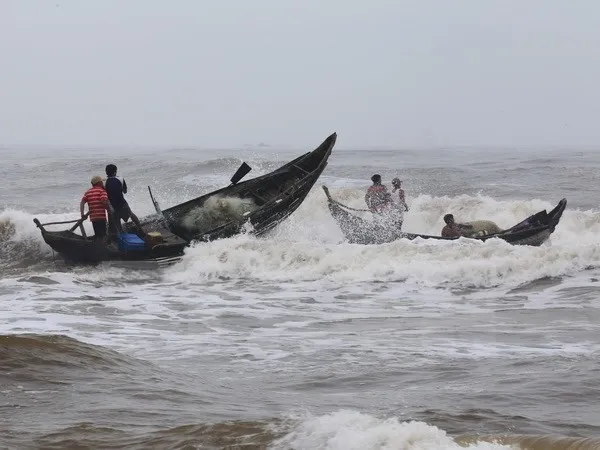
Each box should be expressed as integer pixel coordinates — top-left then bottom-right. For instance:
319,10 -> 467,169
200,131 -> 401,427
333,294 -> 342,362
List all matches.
365,174 -> 392,214
105,164 -> 145,236
80,175 -> 110,242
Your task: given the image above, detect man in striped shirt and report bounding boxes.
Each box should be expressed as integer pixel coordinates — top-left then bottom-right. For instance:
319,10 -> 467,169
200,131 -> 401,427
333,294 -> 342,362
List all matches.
80,175 -> 110,242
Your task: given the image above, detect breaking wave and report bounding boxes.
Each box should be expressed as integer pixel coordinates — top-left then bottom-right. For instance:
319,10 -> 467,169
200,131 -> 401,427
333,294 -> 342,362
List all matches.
0,209 -> 59,274
169,188 -> 600,288
270,411 -> 515,450
4,409 -> 599,449
4,187 -> 600,289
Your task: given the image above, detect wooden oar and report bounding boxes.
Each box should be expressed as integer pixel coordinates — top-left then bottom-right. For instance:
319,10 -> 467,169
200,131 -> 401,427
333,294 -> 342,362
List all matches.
230,162 -> 252,185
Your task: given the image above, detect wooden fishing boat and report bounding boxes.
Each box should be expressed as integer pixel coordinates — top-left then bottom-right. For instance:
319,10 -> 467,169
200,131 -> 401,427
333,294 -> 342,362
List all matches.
33,214 -> 187,265
322,186 -> 567,247
32,133 -> 337,264
141,132 -> 337,242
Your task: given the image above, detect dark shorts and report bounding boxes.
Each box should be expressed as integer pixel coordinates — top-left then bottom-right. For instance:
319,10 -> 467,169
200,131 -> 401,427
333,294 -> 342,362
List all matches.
92,220 -> 107,238
113,203 -> 132,222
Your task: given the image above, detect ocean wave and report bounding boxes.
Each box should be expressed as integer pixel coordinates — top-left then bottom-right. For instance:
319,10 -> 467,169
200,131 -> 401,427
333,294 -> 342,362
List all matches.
0,334 -> 145,374
6,421 -> 275,450
270,410 -> 515,450
5,410 -> 599,449
167,189 -> 600,288
4,188 -> 600,288
0,209 -> 78,274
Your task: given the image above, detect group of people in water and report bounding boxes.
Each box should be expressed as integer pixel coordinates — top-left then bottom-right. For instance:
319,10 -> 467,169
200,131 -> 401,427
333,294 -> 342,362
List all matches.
364,174 -> 409,227
364,174 -> 482,237
80,164 -> 145,242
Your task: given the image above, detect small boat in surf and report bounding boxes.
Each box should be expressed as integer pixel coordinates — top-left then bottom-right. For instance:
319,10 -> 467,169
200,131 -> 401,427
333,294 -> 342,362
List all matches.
322,186 -> 567,247
32,133 -> 337,265
33,214 -> 188,266
140,132 -> 337,242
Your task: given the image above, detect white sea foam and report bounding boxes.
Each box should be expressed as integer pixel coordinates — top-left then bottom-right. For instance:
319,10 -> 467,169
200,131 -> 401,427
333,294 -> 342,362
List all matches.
0,208 -> 96,243
2,189 -> 600,369
2,145 -> 599,441
269,410 -> 516,450
163,188 -> 600,288
3,187 -> 600,290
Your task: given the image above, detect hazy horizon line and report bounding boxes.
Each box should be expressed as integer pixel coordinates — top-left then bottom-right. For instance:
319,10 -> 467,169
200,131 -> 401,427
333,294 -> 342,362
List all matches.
2,142 -> 600,152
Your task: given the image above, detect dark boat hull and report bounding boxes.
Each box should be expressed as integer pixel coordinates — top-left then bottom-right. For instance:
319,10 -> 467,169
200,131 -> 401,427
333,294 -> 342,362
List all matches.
142,132 -> 337,242
33,133 -> 336,265
323,186 -> 567,247
35,227 -> 188,265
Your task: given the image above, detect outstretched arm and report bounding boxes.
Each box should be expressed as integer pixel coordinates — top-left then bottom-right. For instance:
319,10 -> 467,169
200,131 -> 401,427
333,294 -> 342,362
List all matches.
80,200 -> 86,218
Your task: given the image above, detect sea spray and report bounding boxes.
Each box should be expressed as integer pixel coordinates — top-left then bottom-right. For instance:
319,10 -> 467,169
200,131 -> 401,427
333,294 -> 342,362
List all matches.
269,410 -> 515,450
0,219 -> 16,242
3,189 -> 600,288
167,188 -> 600,288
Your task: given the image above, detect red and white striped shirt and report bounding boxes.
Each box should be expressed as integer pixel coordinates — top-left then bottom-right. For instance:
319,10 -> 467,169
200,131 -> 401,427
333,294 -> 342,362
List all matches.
82,186 -> 108,222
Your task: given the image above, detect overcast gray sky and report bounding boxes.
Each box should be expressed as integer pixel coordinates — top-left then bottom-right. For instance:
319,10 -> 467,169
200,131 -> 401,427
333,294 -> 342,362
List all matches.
1,0 -> 599,148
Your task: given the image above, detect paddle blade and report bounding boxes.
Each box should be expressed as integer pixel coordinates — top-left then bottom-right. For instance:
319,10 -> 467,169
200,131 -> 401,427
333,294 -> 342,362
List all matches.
322,185 -> 332,201
230,162 -> 252,185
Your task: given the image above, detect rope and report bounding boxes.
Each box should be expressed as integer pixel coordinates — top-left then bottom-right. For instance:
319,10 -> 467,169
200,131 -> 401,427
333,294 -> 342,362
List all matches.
329,198 -> 372,213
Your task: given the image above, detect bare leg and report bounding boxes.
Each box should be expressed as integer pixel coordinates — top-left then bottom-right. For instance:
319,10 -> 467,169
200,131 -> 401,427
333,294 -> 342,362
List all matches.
107,213 -> 122,239
129,211 -> 145,235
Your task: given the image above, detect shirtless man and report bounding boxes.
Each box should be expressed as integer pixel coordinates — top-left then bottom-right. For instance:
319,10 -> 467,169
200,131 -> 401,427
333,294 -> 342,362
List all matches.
441,214 -> 473,237
365,174 -> 392,213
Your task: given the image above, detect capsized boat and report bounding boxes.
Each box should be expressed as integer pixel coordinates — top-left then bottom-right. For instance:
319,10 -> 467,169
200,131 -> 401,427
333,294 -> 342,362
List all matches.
33,215 -> 187,266
322,186 -> 567,247
141,132 -> 337,242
